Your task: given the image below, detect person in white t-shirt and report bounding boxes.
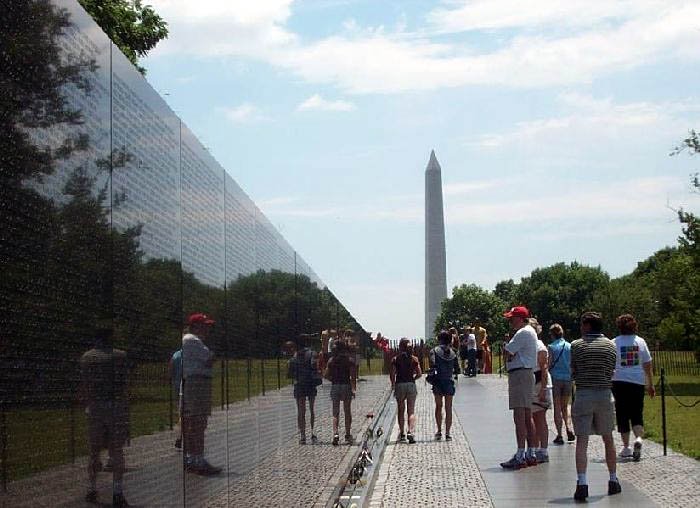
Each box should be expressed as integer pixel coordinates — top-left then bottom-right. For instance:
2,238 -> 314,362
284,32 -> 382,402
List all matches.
500,306 -> 539,470
529,318 -> 553,464
612,314 -> 655,461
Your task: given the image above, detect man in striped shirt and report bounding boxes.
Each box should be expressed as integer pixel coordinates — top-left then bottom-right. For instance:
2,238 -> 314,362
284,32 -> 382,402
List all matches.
570,311 -> 621,501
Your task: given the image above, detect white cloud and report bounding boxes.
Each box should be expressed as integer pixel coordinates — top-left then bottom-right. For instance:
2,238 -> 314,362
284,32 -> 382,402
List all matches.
297,94 -> 356,112
220,103 -> 268,123
148,0 -> 700,93
469,94 -> 700,149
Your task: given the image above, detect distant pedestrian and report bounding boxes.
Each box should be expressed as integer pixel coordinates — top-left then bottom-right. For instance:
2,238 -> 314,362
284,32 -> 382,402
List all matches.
570,311 -> 621,501
288,337 -> 321,444
181,313 -> 221,476
79,324 -> 130,507
480,336 -> 492,374
548,324 -> 575,444
500,306 -> 538,470
466,328 -> 478,377
324,339 -> 357,445
449,327 -> 460,350
429,330 -> 460,441
390,338 -> 422,443
459,327 -> 470,373
474,322 -> 487,373
612,314 -> 655,461
529,318 -> 552,464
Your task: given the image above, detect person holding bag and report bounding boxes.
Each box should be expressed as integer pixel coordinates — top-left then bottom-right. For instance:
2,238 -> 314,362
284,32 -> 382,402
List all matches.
428,330 -> 460,441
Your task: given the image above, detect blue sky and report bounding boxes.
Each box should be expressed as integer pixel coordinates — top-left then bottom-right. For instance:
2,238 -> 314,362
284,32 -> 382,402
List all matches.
143,0 -> 700,339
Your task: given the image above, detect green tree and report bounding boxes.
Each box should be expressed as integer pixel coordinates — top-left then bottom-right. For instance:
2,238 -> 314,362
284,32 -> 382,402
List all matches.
515,262 -> 610,339
434,284 -> 509,342
78,0 -> 168,74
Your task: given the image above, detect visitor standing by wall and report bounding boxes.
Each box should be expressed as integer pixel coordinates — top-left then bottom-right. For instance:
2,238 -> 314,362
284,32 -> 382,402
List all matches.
288,336 -> 321,444
570,311 -> 620,501
390,338 -> 422,443
429,330 -> 460,441
181,313 -> 221,476
169,346 -> 183,449
529,318 -> 553,464
612,314 -> 655,461
500,306 -> 538,470
548,323 -> 575,444
466,328 -> 478,377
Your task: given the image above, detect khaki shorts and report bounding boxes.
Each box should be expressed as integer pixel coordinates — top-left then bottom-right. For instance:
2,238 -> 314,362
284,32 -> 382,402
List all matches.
182,376 -> 213,416
552,380 -> 572,398
532,382 -> 553,413
87,403 -> 128,450
572,388 -> 614,436
394,382 -> 417,403
331,383 -> 353,402
508,368 -> 534,409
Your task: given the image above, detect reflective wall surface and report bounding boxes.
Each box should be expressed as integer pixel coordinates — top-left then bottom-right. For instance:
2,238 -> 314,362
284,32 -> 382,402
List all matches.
0,1 -> 363,506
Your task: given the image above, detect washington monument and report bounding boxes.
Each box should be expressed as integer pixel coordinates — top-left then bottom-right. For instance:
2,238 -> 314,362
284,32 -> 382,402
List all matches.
425,150 -> 447,341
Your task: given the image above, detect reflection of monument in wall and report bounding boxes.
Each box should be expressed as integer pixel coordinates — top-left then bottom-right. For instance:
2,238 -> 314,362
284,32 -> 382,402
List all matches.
425,150 -> 448,341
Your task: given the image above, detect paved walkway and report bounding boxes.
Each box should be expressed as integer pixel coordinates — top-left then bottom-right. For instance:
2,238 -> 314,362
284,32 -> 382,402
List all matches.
369,374 -> 700,508
0,376 -> 390,508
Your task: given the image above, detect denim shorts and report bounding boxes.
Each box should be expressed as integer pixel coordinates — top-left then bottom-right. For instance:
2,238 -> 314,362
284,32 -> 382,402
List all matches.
432,378 -> 455,396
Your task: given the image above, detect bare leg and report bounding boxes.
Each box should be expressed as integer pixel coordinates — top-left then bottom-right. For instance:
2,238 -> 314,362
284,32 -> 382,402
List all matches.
406,396 -> 417,434
533,410 -> 548,449
309,396 -> 316,434
445,395 -> 453,435
343,399 -> 352,437
553,395 -> 563,436
632,424 -> 644,439
434,393 -> 443,432
296,397 -> 307,437
576,434 -> 589,477
332,399 -> 340,435
602,434 -> 617,474
397,398 -> 406,435
620,430 -> 630,448
513,408 -> 530,449
561,394 -> 573,433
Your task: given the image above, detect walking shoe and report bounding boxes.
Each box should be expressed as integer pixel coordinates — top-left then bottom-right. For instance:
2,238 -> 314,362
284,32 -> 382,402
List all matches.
608,480 -> 622,495
500,454 -> 526,470
398,432 -> 406,442
536,450 -> 549,463
435,431 -> 442,441
574,484 -> 588,501
345,434 -> 354,444
174,437 -> 182,449
553,435 -> 564,445
299,435 -> 306,445
187,459 -> 222,476
567,430 -> 576,442
633,440 -> 642,461
525,453 -> 538,467
619,446 -> 633,458
445,434 -> 452,441
332,434 -> 340,446
85,491 -> 98,504
113,493 -> 130,507
311,434 -> 318,444
407,432 -> 415,444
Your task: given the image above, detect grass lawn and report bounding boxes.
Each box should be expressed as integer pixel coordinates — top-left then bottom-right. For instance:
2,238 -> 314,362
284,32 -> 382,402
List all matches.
643,374 -> 700,459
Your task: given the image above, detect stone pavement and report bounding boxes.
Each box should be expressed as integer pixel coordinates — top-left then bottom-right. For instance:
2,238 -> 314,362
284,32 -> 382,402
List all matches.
369,374 -> 700,508
368,380 -> 492,507
0,376 -> 390,507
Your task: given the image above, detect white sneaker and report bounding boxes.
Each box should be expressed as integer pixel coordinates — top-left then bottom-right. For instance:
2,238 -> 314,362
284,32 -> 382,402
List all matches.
619,446 -> 633,458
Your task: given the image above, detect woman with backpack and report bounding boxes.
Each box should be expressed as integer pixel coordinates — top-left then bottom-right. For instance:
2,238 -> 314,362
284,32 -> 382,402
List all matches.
390,338 -> 422,443
429,330 -> 460,441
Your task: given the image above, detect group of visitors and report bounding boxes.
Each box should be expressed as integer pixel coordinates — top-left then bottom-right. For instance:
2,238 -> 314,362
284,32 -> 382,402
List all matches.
500,306 -> 655,502
452,325 -> 492,376
287,329 -> 359,446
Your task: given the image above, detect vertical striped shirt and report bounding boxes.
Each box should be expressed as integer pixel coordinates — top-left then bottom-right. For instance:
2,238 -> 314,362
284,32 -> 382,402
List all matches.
570,334 -> 616,389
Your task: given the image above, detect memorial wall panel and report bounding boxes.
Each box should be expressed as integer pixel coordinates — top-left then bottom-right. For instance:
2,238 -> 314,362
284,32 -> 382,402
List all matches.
0,1 -> 362,506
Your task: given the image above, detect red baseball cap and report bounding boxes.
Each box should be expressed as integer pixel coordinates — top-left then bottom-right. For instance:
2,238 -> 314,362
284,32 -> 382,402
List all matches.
187,313 -> 215,326
503,306 -> 530,319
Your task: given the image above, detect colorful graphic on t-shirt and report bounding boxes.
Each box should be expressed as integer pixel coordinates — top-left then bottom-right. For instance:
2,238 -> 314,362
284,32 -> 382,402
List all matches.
620,345 -> 640,367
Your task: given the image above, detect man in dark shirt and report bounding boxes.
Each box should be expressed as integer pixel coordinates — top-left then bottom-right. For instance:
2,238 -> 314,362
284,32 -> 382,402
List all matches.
79,324 -> 129,507
570,311 -> 621,501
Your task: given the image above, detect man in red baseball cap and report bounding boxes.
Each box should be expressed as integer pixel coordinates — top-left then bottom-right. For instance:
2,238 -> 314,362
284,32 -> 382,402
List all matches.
500,306 -> 539,470
181,312 -> 221,475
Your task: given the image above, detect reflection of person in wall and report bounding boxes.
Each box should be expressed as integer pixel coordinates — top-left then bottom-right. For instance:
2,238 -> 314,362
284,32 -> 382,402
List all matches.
287,337 -> 320,444
79,323 -> 130,507
181,313 -> 222,476
169,346 -> 183,449
324,339 -> 357,445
